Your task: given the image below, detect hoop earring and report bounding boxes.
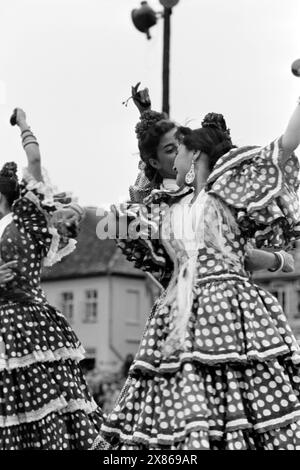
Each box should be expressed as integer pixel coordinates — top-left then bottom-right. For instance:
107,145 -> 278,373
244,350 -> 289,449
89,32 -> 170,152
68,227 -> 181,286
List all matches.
185,161 -> 195,185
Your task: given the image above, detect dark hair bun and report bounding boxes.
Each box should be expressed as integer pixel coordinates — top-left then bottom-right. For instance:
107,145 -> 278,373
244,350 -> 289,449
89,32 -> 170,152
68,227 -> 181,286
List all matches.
135,110 -> 167,141
202,112 -> 230,136
0,162 -> 18,180
175,125 -> 192,142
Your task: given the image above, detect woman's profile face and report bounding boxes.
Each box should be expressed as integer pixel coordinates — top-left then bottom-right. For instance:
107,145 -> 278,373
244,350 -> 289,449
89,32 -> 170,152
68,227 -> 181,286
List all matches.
173,143 -> 194,187
155,128 -> 178,178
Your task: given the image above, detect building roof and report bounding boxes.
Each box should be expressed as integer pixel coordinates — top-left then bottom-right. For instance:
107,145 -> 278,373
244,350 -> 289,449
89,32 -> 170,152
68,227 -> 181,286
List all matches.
42,207 -> 144,281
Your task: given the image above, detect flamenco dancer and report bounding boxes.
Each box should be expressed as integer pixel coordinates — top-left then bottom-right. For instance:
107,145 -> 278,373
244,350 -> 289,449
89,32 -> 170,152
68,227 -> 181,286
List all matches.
92,92 -> 300,449
0,108 -> 102,449
118,85 -> 294,286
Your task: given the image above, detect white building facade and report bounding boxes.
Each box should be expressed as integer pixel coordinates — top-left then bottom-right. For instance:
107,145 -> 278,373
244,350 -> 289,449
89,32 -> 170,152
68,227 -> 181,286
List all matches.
42,208 -> 158,373
43,274 -> 153,372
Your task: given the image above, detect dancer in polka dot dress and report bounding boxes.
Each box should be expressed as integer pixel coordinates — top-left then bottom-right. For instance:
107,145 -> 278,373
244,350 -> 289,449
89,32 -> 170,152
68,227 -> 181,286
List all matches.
93,101 -> 300,450
0,109 -> 102,449
118,87 -> 291,288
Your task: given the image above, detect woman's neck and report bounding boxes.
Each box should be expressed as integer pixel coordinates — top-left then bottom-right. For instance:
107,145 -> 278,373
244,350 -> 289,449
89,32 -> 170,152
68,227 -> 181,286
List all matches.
191,160 -> 209,203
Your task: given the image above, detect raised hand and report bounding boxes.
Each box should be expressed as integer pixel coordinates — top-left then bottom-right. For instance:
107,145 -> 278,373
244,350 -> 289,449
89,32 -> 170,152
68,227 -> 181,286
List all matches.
10,108 -> 27,127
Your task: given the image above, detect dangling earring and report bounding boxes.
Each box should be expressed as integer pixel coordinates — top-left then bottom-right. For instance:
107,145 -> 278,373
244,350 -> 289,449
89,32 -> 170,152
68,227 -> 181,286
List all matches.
185,160 -> 195,185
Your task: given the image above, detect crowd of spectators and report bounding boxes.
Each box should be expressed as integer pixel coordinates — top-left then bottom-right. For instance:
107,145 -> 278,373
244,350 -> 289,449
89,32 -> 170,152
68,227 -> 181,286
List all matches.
84,354 -> 134,413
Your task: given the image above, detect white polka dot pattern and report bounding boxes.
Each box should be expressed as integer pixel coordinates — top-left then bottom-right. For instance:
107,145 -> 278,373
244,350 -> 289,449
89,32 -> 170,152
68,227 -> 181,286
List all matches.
95,138 -> 300,450
207,138 -> 300,248
0,186 -> 102,449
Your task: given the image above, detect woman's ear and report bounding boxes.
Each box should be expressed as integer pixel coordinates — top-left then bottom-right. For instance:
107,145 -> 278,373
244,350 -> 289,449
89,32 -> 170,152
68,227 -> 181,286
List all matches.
193,150 -> 201,161
149,158 -> 161,170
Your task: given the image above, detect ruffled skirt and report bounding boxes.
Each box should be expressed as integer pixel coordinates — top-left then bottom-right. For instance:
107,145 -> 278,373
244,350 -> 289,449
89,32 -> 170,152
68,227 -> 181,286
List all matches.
95,276 -> 300,450
0,301 -> 102,449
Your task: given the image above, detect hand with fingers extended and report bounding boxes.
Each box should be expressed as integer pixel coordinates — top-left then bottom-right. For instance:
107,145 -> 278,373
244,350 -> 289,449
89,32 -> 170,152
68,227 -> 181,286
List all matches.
0,260 -> 18,285
131,82 -> 151,114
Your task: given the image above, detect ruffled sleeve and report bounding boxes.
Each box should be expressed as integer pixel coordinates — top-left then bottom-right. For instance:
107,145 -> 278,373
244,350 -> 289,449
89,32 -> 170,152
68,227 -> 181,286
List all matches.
115,202 -> 173,288
128,160 -> 157,203
13,168 -> 78,266
115,186 -> 192,287
206,137 -> 300,248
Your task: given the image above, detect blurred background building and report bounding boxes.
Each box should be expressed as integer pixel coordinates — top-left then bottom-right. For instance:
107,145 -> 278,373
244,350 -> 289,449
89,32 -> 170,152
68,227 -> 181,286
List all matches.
42,208 -> 159,375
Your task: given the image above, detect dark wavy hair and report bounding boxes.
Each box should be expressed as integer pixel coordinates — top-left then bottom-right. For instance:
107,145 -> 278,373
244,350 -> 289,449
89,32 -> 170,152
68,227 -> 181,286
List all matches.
0,162 -> 20,206
135,110 -> 176,183
177,113 -> 235,171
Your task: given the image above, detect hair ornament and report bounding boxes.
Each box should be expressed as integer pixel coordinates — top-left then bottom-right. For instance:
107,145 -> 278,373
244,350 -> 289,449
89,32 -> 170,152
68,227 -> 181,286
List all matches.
0,162 -> 18,180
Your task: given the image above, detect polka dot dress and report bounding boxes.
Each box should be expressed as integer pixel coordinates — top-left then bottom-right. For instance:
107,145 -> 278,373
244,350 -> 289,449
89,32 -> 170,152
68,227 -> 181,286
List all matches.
95,138 -> 300,450
0,181 -> 102,449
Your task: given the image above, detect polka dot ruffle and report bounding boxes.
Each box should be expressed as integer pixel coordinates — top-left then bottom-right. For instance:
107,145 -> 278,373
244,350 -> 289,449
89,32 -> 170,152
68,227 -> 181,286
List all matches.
99,272 -> 300,449
0,302 -> 84,370
0,409 -> 102,450
0,359 -> 100,427
207,137 -> 300,248
101,359 -> 300,449
129,278 -> 299,374
108,424 -> 300,450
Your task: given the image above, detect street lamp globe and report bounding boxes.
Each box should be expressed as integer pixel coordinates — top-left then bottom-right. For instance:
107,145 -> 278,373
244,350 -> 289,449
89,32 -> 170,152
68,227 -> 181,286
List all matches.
131,1 -> 157,40
292,59 -> 300,77
159,0 -> 180,8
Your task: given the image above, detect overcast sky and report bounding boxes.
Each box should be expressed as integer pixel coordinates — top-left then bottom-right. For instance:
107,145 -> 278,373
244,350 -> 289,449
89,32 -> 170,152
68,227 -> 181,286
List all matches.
0,0 -> 299,207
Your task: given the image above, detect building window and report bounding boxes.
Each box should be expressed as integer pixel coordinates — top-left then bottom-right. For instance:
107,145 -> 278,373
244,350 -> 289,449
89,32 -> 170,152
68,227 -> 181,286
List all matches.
126,289 -> 140,325
83,289 -> 98,323
61,292 -> 74,323
294,290 -> 300,319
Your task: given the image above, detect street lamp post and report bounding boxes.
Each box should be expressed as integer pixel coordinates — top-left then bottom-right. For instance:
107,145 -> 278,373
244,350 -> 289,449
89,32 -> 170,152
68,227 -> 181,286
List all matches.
160,0 -> 179,116
131,0 -> 180,116
162,6 -> 171,115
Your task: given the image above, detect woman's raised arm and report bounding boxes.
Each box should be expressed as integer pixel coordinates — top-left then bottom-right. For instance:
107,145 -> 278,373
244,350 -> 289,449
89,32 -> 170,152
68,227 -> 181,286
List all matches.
282,100 -> 300,161
13,108 -> 43,182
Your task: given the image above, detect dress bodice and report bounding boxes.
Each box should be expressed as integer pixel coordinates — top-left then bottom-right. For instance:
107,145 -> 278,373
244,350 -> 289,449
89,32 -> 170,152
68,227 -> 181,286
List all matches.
160,188 -> 251,356
161,189 -> 249,279
0,218 -> 47,304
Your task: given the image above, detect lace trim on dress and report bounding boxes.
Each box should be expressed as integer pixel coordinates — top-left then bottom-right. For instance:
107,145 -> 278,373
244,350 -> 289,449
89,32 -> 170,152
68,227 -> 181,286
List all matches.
0,346 -> 85,371
43,226 -> 77,267
0,397 -> 98,427
22,167 -> 78,265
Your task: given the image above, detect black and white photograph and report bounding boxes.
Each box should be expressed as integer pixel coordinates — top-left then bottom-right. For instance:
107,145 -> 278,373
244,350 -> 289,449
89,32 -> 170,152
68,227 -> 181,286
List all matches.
0,0 -> 300,452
